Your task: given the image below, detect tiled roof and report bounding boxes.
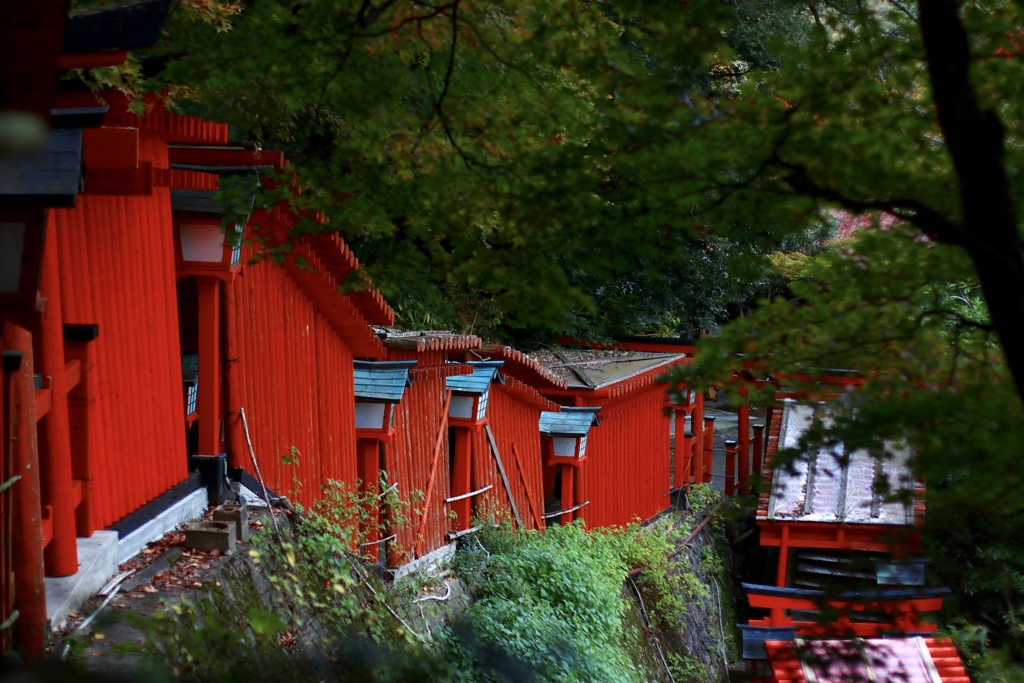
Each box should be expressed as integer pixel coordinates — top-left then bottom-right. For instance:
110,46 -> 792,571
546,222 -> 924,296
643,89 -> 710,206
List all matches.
761,399 -> 916,526
446,361 -> 503,394
353,360 -> 416,402
475,343 -> 567,389
379,329 -> 482,352
530,348 -> 685,393
539,406 -> 601,436
764,637 -> 970,683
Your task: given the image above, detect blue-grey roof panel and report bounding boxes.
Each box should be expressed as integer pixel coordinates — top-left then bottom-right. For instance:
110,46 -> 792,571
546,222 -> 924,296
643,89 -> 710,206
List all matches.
446,361 -> 503,394
0,129 -> 82,207
353,360 -> 416,402
539,407 -> 601,436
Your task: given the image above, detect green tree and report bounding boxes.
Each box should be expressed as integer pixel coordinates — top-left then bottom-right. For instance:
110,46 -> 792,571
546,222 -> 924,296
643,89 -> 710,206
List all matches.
139,0 -> 821,339
124,0 -> 1024,668
635,1 -> 1024,670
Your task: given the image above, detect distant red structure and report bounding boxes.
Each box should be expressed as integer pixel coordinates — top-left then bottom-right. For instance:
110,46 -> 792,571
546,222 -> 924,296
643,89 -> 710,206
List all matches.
763,637 -> 970,683
531,346 -> 688,528
370,332 -> 565,565
2,82 -> 396,655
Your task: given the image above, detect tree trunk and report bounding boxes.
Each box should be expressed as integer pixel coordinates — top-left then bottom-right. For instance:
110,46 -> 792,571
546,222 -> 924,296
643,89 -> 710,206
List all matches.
919,0 -> 1024,401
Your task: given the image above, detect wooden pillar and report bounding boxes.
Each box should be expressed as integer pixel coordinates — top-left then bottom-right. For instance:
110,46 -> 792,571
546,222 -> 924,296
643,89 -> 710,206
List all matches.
451,427 -> 472,531
751,424 -> 765,494
0,332 -> 8,655
738,384 -> 750,496
65,331 -> 98,536
702,415 -> 716,485
3,321 -> 46,659
196,278 -> 222,456
724,439 -> 737,496
573,462 -> 587,527
681,428 -> 695,490
775,525 -> 790,588
672,407 -> 686,490
560,464 -> 575,526
691,394 -> 704,487
357,438 -> 380,561
221,281 -> 244,470
36,238 -> 77,576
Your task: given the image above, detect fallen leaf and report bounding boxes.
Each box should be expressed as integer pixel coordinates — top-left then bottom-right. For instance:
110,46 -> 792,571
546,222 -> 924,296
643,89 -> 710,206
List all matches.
94,633 -> 105,641
139,585 -> 158,594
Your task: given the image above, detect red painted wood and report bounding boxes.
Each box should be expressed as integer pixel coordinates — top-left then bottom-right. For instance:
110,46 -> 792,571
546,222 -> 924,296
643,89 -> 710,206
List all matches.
560,465 -> 575,526
82,162 -> 153,196
37,221 -> 78,576
357,438 -> 380,560
167,147 -> 285,169
702,416 -> 716,485
738,386 -> 750,495
4,320 -> 46,660
196,278 -> 222,456
752,424 -> 765,493
221,283 -> 244,470
725,440 -> 737,496
63,319 -> 98,534
56,51 -> 127,69
510,441 -> 543,529
83,127 -> 139,170
412,387 -> 451,558
451,427 -> 472,531
52,135 -> 189,528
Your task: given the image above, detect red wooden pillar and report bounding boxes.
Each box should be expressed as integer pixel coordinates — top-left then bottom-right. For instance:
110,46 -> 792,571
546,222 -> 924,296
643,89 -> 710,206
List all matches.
221,282 -> 244,470
357,438 -> 380,560
702,415 -> 716,484
0,330 -> 7,655
196,277 -> 222,456
775,524 -> 791,588
724,439 -> 737,496
751,424 -> 765,493
574,463 -> 587,527
36,236 -> 77,576
451,427 -> 472,531
690,393 -> 704,488
738,384 -> 750,495
672,406 -> 687,490
65,332 -> 98,536
4,320 -> 46,660
560,464 -> 575,526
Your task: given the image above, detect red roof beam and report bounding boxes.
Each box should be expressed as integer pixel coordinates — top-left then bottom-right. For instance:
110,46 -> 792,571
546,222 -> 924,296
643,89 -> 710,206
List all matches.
167,147 -> 286,169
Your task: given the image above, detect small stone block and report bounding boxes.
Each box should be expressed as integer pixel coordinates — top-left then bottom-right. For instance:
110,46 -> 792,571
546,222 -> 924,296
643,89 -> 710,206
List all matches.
183,521 -> 236,555
212,503 -> 250,542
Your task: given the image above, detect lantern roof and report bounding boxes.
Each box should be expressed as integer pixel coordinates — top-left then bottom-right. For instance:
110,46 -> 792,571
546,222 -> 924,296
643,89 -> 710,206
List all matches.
446,361 -> 504,395
181,353 -> 199,385
0,129 -> 83,208
353,360 -> 417,403
539,406 -> 601,437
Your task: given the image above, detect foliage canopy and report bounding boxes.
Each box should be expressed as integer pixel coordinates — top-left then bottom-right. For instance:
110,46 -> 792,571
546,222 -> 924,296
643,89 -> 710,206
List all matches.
103,0 -> 1024,674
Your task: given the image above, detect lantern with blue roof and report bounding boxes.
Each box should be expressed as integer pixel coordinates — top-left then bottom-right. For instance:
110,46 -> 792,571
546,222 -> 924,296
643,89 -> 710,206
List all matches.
539,407 -> 601,463
446,361 -> 503,428
353,360 -> 416,437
